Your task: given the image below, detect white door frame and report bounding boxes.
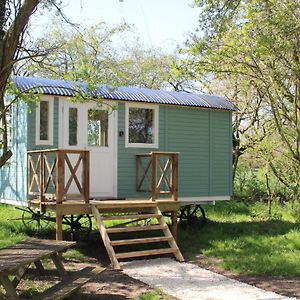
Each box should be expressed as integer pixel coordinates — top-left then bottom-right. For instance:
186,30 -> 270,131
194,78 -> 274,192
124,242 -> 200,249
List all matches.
59,98 -> 118,198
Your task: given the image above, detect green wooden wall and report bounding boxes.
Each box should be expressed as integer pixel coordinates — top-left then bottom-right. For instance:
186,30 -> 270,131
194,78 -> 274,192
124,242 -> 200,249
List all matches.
1,97 -> 232,203
117,102 -> 232,199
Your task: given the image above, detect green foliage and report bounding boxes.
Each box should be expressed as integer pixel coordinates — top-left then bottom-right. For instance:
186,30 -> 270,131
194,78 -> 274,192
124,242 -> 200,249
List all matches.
0,205 -> 28,248
185,0 -> 300,199
288,201 -> 300,223
23,21 -> 183,91
1,201 -> 300,280
136,289 -> 173,300
234,161 -> 292,203
180,201 -> 300,276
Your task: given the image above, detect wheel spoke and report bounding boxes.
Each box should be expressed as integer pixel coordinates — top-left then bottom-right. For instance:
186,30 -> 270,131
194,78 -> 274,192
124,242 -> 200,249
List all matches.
191,206 -> 199,216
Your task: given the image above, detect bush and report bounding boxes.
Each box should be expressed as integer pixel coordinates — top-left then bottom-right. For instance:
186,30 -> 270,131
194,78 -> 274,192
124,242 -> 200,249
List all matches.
234,163 -> 293,204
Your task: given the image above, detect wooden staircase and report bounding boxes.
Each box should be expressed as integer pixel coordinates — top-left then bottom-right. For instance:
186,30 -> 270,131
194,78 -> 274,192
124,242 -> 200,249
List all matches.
91,202 -> 184,269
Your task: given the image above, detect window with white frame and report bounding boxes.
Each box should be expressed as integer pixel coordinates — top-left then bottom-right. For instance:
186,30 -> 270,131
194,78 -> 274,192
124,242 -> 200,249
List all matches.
125,103 -> 158,148
35,98 -> 53,145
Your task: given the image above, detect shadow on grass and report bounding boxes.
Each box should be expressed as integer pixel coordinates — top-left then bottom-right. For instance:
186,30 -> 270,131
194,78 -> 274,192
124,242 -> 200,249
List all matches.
179,218 -> 300,276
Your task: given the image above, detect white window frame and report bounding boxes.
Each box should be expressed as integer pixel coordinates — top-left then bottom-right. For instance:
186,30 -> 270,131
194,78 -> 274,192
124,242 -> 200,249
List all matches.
35,96 -> 54,145
125,102 -> 159,148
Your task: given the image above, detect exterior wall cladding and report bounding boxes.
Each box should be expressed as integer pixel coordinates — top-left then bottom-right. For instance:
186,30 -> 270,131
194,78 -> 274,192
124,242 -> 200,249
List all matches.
0,101 -> 28,203
0,98 -> 233,203
117,102 -> 233,199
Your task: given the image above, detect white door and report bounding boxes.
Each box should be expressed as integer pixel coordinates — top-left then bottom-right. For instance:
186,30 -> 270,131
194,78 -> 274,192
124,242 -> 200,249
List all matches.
62,100 -> 116,198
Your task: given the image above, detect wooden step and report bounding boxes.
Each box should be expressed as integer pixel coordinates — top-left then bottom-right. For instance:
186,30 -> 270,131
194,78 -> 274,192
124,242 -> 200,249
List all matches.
111,236 -> 173,246
101,213 -> 161,221
35,266 -> 104,300
106,224 -> 167,234
116,248 -> 177,259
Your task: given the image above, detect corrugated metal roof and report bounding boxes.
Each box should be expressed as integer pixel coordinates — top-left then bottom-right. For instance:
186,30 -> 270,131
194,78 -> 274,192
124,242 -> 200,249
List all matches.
12,76 -> 237,111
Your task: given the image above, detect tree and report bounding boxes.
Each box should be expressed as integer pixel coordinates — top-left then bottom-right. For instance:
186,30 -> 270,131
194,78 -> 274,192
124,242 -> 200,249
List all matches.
0,0 -> 70,168
0,0 -> 40,167
22,21 -> 188,91
184,0 -> 300,197
207,76 -> 269,181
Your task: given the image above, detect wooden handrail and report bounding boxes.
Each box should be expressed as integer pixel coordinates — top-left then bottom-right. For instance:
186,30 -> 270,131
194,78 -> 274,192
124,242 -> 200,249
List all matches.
27,149 -> 90,205
136,152 -> 179,202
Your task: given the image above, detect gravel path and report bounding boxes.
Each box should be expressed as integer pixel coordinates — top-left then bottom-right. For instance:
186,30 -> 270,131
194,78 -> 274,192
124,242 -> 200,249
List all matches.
123,258 -> 296,300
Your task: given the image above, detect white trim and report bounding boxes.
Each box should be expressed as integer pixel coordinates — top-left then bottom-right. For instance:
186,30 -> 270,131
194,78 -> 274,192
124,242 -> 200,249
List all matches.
35,96 -> 54,145
62,101 -> 84,149
179,196 -> 231,206
113,106 -> 118,197
125,102 -> 159,148
58,98 -> 63,148
0,198 -> 28,207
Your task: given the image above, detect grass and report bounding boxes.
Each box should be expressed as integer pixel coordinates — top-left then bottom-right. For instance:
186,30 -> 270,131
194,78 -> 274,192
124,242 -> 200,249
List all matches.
135,289 -> 174,300
1,200 -> 300,278
0,205 -> 29,248
178,200 -> 300,276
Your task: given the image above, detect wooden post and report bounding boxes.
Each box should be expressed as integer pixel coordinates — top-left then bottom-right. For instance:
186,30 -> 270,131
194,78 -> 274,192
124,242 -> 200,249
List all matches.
40,152 -> 46,212
171,211 -> 178,241
56,214 -> 63,241
56,150 -> 64,241
151,152 -> 157,201
40,152 -> 44,201
82,151 -> 90,204
56,150 -> 65,204
136,155 -> 139,192
27,154 -> 31,197
172,153 -> 178,201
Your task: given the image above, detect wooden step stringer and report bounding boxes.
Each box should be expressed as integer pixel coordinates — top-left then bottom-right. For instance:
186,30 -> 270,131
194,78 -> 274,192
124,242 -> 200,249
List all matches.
91,203 -> 184,269
91,205 -> 121,269
153,206 -> 184,262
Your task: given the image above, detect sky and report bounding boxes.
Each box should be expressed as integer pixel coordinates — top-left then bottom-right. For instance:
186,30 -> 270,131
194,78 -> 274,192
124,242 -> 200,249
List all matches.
33,0 -> 201,52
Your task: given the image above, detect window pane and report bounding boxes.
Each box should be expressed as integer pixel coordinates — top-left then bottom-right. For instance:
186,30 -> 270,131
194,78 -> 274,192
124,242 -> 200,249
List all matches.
40,101 -> 49,140
88,109 -> 108,146
69,108 -> 78,146
129,108 -> 154,144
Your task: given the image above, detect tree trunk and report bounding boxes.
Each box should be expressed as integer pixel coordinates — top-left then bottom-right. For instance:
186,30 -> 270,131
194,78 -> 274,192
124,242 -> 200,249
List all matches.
0,0 -> 39,167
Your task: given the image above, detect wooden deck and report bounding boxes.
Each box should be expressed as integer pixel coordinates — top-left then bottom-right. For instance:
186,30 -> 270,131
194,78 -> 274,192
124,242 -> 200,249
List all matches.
29,199 -> 180,215
26,150 -> 183,268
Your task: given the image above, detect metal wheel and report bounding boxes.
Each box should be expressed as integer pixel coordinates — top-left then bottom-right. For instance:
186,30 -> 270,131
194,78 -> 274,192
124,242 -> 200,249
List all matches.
22,207 -> 52,233
62,214 -> 92,239
179,205 -> 206,230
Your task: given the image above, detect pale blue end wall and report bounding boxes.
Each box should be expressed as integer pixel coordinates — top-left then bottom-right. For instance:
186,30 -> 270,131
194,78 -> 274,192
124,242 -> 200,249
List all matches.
0,96 -> 60,204
0,101 -> 28,203
117,102 -> 232,199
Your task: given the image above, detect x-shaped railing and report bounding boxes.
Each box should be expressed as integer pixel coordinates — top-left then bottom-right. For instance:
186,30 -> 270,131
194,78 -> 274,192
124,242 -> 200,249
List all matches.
27,149 -> 90,205
136,152 -> 179,201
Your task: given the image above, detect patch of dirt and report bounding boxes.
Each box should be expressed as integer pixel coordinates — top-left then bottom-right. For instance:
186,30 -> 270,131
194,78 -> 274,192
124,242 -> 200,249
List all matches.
68,266 -> 153,299
190,254 -> 300,299
14,261 -> 169,300
12,238 -> 298,300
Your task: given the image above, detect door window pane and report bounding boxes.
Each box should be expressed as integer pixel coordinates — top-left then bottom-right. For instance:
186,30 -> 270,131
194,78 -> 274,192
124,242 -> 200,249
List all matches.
88,109 -> 108,146
69,108 -> 78,146
128,108 -> 154,144
40,101 -> 49,140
